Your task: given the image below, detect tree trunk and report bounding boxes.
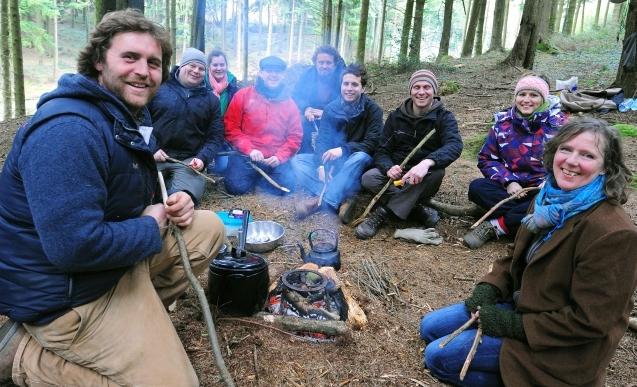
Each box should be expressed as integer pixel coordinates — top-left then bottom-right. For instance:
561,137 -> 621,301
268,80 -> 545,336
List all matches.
169,0 -> 176,66
356,0 -> 370,63
549,0 -> 559,33
501,0 -> 509,45
579,0 -> 585,33
438,0 -> 454,58
287,0 -> 295,63
323,0 -> 333,45
563,0 -> 577,35
461,0 -> 483,57
555,0 -> 565,33
573,0 -> 581,34
267,3 -> 273,55
612,1 -> 623,23
242,0 -> 248,81
463,0 -> 473,37
503,0 -> 548,69
474,0 -> 487,55
378,0 -> 387,62
399,0 -> 414,61
408,0 -> 426,62
165,0 -> 170,40
296,12 -> 304,61
489,0 -> 505,51
335,0 -> 343,49
9,0 -> 24,116
615,0 -> 637,97
603,0 -> 610,26
594,0 -> 602,26
53,0 -> 58,81
235,0 -> 241,68
190,0 -> 205,51
221,0 -> 226,51
1,0 -> 12,119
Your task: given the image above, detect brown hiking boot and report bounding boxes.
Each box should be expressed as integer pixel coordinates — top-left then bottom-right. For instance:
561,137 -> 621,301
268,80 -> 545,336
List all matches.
0,320 -> 25,382
295,196 -> 321,219
338,197 -> 357,224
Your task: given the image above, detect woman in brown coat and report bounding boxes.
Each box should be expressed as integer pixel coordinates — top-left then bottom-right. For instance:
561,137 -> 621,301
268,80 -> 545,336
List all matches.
420,118 -> 637,386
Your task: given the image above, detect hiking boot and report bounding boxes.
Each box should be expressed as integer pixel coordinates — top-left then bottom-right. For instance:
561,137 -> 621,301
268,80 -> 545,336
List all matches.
338,197 -> 357,224
355,206 -> 389,240
463,221 -> 497,249
0,319 -> 25,382
410,204 -> 440,228
295,196 -> 321,219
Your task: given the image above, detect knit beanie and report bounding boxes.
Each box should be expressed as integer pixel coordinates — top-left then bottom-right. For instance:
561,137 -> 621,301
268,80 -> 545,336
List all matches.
514,76 -> 549,102
409,70 -> 439,95
179,48 -> 206,69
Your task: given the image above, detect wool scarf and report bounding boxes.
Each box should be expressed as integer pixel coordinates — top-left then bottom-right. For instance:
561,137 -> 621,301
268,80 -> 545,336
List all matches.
522,174 -> 607,241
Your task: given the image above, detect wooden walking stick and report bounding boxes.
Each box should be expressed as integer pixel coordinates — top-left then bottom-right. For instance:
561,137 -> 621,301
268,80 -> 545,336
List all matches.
351,129 -> 437,227
470,186 -> 540,229
248,161 -> 291,193
459,325 -> 482,381
158,172 -> 236,387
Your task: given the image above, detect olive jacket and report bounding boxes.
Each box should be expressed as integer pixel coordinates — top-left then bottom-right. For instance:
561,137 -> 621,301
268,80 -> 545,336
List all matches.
482,201 -> 637,386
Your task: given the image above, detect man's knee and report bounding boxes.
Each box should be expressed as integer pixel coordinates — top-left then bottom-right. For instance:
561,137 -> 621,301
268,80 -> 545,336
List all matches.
183,210 -> 225,260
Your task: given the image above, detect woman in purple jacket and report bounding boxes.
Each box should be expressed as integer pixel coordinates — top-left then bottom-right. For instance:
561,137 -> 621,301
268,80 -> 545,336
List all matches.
463,75 -> 567,249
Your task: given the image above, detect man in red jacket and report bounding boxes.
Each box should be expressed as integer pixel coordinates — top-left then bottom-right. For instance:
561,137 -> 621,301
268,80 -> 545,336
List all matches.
223,56 -> 302,195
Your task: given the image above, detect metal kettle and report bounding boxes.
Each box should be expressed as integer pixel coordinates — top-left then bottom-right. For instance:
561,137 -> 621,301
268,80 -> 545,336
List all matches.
297,229 -> 341,271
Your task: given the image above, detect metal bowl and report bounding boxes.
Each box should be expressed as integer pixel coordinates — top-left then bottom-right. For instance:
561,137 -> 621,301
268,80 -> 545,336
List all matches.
245,221 -> 285,253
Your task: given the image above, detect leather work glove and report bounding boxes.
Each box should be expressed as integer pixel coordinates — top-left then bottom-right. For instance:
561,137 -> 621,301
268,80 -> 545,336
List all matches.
393,228 -> 443,245
479,305 -> 526,342
465,283 -> 500,312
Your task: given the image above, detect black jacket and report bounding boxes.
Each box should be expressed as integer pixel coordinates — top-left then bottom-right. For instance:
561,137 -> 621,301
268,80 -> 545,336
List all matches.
375,97 -> 463,173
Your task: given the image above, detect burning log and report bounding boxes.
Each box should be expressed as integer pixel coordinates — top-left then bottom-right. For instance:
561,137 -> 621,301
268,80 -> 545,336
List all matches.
256,312 -> 350,336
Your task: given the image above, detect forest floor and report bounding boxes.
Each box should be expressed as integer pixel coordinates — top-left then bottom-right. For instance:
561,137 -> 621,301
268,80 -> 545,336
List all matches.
1,31 -> 637,386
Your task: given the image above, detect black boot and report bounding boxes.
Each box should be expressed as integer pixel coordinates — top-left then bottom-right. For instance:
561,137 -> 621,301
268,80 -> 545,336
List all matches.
409,204 -> 440,228
355,206 -> 389,239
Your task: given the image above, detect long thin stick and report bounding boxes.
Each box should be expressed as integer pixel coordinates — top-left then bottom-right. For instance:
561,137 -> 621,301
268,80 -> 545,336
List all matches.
248,161 -> 291,193
470,186 -> 540,229
438,313 -> 478,348
351,129 -> 437,227
165,156 -> 217,184
459,326 -> 482,381
317,164 -> 332,207
158,172 -> 236,387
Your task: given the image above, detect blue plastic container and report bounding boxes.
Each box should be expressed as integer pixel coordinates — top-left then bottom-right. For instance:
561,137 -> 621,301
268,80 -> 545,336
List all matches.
216,209 -> 252,237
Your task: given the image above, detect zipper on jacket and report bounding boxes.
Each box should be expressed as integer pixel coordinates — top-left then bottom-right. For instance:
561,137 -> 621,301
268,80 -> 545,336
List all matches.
67,274 -> 74,298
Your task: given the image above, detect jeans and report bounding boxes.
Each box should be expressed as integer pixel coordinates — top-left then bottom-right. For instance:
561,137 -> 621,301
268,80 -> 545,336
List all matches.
292,152 -> 372,209
224,154 -> 295,195
420,302 -> 511,387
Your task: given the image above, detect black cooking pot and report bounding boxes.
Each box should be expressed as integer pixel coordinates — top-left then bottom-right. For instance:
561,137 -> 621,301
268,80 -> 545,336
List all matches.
208,244 -> 269,316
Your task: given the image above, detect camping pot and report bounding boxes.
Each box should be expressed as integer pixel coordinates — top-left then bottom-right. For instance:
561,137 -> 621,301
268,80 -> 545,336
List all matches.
297,229 -> 341,271
208,210 -> 270,316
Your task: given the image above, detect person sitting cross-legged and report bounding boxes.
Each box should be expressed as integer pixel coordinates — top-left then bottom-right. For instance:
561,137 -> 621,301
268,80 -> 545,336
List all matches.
223,56 -> 302,195
355,69 -> 463,240
293,63 -> 382,223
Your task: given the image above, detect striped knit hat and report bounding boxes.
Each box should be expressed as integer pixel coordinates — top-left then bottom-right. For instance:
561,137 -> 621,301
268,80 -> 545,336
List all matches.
514,76 -> 549,102
409,70 -> 439,95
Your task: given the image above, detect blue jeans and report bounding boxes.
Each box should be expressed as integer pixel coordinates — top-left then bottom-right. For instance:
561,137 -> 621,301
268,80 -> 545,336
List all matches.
420,302 -> 511,387
292,152 -> 372,209
224,154 -> 295,195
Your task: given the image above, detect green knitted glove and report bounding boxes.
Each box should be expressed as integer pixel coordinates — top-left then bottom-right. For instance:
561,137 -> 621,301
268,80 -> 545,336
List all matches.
479,305 -> 526,341
465,283 -> 500,312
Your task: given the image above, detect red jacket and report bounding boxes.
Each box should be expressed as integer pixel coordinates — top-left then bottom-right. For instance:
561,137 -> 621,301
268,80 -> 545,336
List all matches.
224,86 -> 302,163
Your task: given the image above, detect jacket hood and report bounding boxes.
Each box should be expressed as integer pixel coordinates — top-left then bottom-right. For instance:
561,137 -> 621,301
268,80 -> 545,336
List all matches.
37,73 -> 151,127
398,96 -> 444,120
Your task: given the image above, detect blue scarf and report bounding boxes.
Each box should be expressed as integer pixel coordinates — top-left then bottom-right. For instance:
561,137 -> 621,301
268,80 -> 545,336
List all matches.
522,174 -> 607,241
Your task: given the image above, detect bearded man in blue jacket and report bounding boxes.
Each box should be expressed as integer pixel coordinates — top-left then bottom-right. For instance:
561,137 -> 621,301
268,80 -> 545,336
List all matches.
0,9 -> 224,386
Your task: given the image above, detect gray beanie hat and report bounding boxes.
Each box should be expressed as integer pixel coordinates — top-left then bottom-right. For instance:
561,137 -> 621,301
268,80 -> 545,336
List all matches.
179,48 -> 206,68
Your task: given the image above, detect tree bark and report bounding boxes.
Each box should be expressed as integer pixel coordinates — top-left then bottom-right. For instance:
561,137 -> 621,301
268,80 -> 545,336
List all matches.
438,0 -> 454,58
603,0 -> 610,26
378,0 -> 388,62
503,0 -> 548,69
242,0 -> 248,81
408,0 -> 426,62
53,0 -> 58,81
287,0 -> 295,63
9,0 -> 24,116
474,0 -> 487,55
267,3 -> 273,55
190,0 -> 206,51
573,0 -> 582,33
356,0 -> 370,63
579,0 -> 585,33
461,0 -> 483,57
1,0 -> 12,119
489,0 -> 505,51
563,0 -> 577,35
549,0 -> 559,33
463,0 -> 473,37
296,12 -> 305,61
335,0 -> 343,49
501,0 -> 509,45
615,0 -> 637,97
594,0 -> 602,26
399,0 -> 414,61
555,0 -> 565,33
221,0 -> 227,51
170,0 -> 176,66
323,0 -> 333,45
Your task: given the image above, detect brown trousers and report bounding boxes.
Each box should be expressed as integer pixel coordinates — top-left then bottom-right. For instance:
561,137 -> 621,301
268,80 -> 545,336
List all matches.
12,210 -> 225,387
